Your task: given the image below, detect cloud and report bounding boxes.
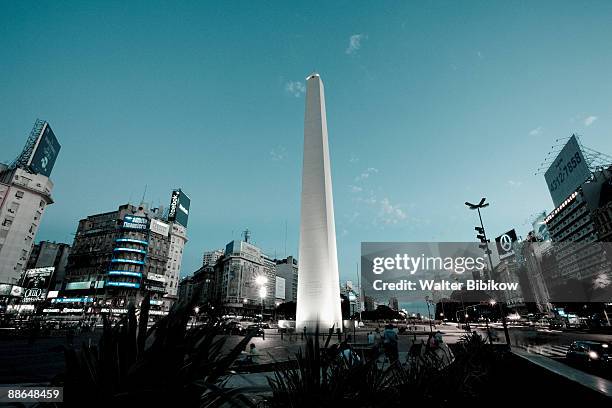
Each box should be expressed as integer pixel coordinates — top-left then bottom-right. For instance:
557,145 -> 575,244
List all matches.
349,185 -> 363,193
355,194 -> 407,225
270,146 -> 287,161
378,198 -> 407,225
346,34 -> 367,55
584,115 -> 598,126
284,81 -> 306,97
508,180 -> 523,187
529,126 -> 543,136
354,167 -> 378,182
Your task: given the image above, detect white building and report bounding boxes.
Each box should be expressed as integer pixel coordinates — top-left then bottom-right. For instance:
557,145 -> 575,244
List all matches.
0,166 -> 54,284
203,249 -> 224,266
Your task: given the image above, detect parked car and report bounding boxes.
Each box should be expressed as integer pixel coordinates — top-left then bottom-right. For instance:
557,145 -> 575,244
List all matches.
566,341 -> 610,367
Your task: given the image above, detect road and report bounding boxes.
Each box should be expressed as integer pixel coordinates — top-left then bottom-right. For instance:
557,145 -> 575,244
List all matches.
0,323 -> 610,385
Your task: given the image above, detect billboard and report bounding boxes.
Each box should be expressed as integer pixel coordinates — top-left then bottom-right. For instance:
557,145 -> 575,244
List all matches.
0,284 -> 12,296
544,135 -> 590,207
168,189 -> 190,227
28,122 -> 61,177
150,218 -> 170,236
495,229 -> 518,260
22,267 -> 54,303
123,215 -> 149,230
275,276 -> 286,300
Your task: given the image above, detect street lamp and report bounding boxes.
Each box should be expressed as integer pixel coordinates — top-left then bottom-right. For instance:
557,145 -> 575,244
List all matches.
465,197 -> 511,348
256,276 -> 268,321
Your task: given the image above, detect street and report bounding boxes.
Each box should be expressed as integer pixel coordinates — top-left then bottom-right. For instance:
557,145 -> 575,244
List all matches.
2,324 -> 609,386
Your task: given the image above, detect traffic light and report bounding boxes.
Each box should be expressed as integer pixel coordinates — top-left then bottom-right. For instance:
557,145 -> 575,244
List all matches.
475,226 -> 491,254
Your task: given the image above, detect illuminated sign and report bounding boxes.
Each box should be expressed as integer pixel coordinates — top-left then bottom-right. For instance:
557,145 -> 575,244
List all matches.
0,284 -> 11,296
108,271 -> 142,278
46,290 -> 59,298
105,281 -> 140,288
146,273 -> 166,283
545,191 -> 579,224
150,219 -> 170,236
51,297 -> 95,303
544,135 -> 590,207
123,215 -> 149,230
10,286 -> 24,297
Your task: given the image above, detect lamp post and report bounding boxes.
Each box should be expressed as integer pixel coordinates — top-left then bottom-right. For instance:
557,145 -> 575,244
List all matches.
465,197 -> 511,348
255,276 -> 268,322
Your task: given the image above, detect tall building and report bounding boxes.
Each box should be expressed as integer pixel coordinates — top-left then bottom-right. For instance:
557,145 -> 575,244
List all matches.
203,249 -> 224,267
27,240 -> 71,291
59,195 -> 188,317
215,234 -> 275,314
296,73 -> 343,332
274,256 -> 298,303
0,120 -> 60,285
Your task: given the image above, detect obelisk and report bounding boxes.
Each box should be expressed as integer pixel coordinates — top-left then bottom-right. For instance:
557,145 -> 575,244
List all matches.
296,73 -> 343,332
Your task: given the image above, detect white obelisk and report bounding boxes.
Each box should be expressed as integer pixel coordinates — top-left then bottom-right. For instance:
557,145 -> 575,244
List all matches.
296,73 -> 343,332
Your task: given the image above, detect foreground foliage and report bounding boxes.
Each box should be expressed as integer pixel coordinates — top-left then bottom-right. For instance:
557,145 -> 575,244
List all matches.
58,294 -> 261,407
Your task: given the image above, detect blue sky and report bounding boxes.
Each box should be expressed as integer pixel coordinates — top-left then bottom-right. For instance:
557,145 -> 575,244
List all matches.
2,1 -> 612,293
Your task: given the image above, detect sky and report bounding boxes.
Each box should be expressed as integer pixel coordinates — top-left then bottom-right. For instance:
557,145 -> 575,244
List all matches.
2,1 -> 612,301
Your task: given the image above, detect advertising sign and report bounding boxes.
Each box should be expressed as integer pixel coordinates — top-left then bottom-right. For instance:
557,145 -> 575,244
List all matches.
544,135 -> 591,207
275,276 -> 286,300
22,267 -> 54,303
123,215 -> 149,230
150,218 -> 170,236
495,229 -> 518,260
28,122 -> 61,177
10,286 -> 24,297
0,284 -> 12,296
146,273 -> 166,283
168,189 -> 190,227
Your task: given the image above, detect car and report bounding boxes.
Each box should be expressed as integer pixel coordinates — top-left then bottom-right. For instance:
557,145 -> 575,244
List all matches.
245,324 -> 265,337
222,321 -> 245,335
566,341 -> 610,367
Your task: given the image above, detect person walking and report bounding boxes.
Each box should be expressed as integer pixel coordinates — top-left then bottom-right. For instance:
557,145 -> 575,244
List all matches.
383,324 -> 399,364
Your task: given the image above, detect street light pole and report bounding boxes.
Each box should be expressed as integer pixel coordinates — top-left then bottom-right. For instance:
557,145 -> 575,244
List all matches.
465,197 -> 511,349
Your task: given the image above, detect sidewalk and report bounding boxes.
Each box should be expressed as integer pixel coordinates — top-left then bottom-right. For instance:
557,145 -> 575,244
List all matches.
512,348 -> 612,397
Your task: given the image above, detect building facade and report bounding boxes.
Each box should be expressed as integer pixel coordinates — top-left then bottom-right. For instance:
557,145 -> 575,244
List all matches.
215,238 -> 275,314
274,256 -> 298,303
27,240 -> 70,291
60,201 -> 186,317
0,166 -> 54,285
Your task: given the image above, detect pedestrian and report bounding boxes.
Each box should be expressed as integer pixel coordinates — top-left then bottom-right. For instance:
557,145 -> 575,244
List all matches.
248,343 -> 259,364
367,331 -> 374,345
383,324 -> 399,364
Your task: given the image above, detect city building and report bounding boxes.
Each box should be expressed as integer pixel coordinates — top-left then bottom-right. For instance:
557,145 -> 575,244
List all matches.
203,249 -> 224,267
0,120 -> 60,285
178,264 -> 216,306
26,240 -> 71,291
57,191 -> 189,318
388,297 -> 399,311
274,256 -> 298,303
543,167 -> 612,300
214,233 -> 275,315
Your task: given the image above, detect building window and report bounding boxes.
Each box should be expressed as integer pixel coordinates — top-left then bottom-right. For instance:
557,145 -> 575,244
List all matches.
15,191 -> 24,199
